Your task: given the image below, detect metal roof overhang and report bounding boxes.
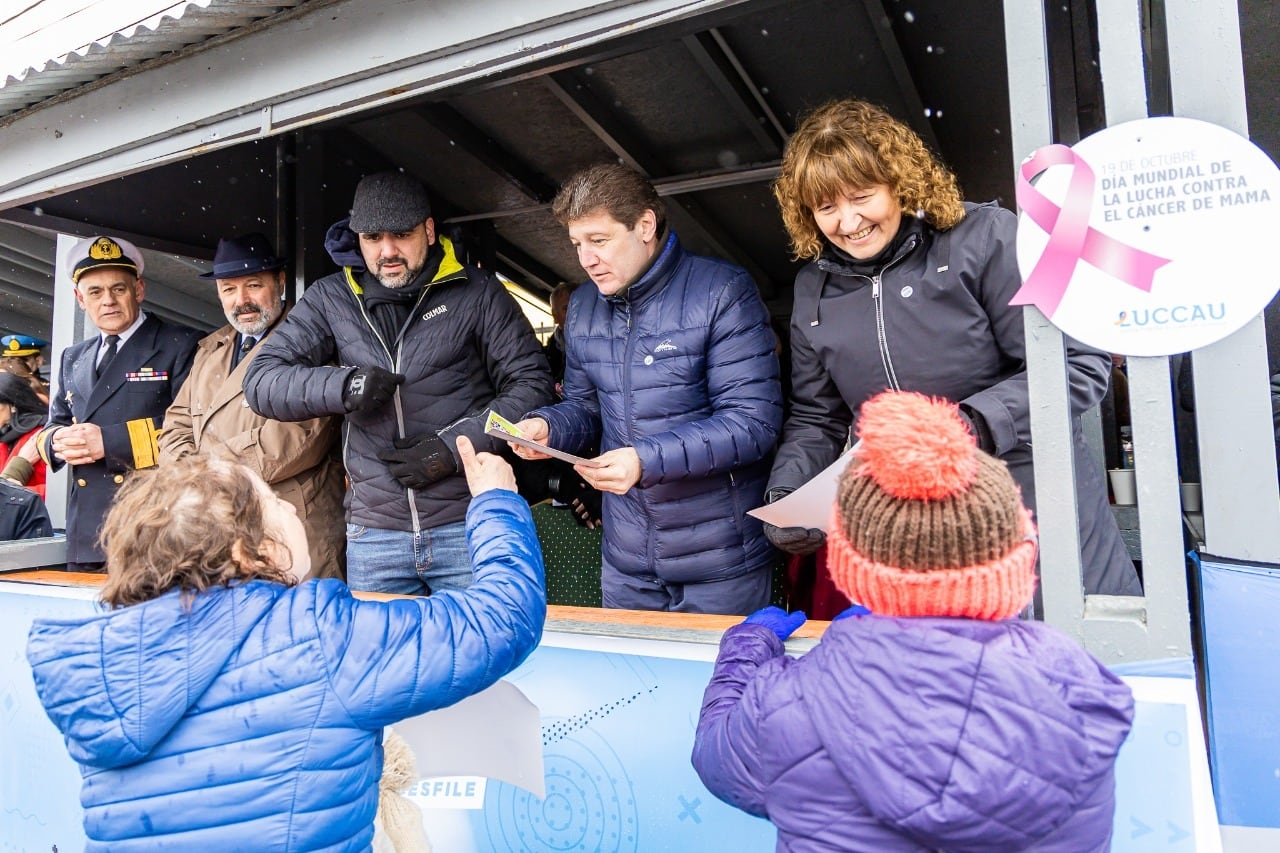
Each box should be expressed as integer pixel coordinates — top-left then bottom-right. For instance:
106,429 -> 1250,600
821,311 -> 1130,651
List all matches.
0,1 -> 312,115
0,0 -> 1020,326
0,0 -> 765,209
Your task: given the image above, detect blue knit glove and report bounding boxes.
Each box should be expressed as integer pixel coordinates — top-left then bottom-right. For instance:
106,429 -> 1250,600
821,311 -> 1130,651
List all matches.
743,606 -> 807,641
832,603 -> 872,621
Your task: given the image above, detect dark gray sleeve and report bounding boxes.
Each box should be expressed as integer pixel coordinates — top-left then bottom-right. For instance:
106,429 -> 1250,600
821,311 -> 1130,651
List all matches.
957,207 -> 1111,456
768,315 -> 850,495
435,275 -> 555,459
244,287 -> 353,422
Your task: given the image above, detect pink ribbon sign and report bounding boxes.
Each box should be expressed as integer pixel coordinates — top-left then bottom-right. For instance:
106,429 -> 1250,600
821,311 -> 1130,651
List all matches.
1013,144 -> 1171,318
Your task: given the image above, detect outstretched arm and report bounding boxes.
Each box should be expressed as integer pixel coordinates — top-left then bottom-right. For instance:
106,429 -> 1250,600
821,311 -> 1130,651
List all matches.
691,623 -> 793,818
318,440 -> 546,729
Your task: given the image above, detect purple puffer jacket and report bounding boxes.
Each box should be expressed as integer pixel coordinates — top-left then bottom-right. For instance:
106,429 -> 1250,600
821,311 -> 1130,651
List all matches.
692,615 -> 1135,852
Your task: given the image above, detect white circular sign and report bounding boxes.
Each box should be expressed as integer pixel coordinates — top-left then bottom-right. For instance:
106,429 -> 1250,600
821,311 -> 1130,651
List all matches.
1014,116 -> 1280,355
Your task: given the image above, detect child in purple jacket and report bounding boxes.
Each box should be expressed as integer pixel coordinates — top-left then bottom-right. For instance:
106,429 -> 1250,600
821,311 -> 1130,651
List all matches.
692,391 -> 1135,852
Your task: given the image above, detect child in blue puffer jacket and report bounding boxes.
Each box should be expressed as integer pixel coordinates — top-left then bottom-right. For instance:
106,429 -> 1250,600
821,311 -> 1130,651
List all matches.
28,436 -> 545,852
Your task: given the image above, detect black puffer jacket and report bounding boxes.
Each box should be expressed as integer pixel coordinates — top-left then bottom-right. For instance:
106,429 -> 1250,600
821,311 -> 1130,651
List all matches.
244,237 -> 553,532
771,202 -> 1140,596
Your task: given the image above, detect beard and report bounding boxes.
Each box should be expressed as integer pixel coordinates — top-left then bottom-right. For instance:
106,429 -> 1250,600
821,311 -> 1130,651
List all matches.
228,302 -> 280,336
373,256 -> 425,289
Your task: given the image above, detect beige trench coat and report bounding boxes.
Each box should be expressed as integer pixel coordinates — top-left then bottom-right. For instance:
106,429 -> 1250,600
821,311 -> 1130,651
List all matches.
159,322 -> 347,580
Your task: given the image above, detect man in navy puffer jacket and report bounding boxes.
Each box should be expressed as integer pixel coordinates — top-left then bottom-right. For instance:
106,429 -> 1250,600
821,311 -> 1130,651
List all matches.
515,164 -> 782,614
27,437 -> 545,851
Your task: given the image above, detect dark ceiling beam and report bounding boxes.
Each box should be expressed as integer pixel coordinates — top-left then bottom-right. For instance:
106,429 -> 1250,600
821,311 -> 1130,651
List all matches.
0,301 -> 51,337
0,208 -> 215,260
681,31 -> 786,154
543,73 -> 647,174
543,71 -> 776,295
416,104 -> 560,203
430,0 -> 798,103
0,245 -> 51,277
0,264 -> 55,307
492,245 -> 560,294
329,128 -> 560,293
858,0 -> 941,152
707,28 -> 791,144
443,162 -> 782,225
0,223 -> 56,268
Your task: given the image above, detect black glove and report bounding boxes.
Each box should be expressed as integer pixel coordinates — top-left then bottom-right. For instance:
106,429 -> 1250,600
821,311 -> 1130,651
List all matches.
549,467 -> 603,529
512,458 -> 603,529
378,433 -> 458,489
957,404 -> 995,453
343,367 -> 404,415
761,488 -> 826,555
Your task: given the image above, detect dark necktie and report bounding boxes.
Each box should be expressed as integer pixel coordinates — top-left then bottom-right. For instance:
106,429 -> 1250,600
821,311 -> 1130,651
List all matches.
95,335 -> 120,380
232,336 -> 256,370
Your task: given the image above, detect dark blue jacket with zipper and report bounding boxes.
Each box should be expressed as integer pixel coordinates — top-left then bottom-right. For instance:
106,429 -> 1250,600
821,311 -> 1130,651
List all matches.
533,231 -> 782,584
244,236 -> 554,533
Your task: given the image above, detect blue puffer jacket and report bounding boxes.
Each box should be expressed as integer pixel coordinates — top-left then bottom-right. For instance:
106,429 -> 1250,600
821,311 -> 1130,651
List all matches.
26,490 -> 545,852
533,231 -> 782,583
693,616 -> 1135,851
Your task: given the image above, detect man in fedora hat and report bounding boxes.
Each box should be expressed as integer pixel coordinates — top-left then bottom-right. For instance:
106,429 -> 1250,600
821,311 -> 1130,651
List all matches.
245,171 -> 553,595
35,235 -> 202,571
159,233 -> 346,579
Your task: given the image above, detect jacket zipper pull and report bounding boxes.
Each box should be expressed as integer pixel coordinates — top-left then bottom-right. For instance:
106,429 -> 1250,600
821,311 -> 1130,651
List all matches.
872,275 -> 881,298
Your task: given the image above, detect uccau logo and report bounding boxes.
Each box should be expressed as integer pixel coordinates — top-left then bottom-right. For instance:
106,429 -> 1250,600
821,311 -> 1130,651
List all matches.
1114,303 -> 1226,327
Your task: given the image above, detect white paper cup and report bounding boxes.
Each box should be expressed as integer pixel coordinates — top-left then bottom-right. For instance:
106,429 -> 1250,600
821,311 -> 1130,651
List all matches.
1109,468 -> 1137,505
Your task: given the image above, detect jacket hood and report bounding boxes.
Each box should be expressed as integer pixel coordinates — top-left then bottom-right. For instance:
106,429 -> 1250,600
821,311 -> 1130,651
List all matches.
27,583 -> 281,769
797,616 -> 1134,851
324,218 -> 365,269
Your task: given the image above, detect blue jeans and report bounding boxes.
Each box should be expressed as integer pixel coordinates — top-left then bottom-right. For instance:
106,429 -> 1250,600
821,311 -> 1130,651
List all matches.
345,521 -> 473,595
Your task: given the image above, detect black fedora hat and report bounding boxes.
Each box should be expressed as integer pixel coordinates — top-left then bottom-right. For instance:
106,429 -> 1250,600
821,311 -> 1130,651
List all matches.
199,232 -> 287,280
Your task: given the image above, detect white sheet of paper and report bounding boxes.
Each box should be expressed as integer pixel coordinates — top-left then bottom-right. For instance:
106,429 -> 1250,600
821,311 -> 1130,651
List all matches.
393,679 -> 545,799
747,442 -> 860,530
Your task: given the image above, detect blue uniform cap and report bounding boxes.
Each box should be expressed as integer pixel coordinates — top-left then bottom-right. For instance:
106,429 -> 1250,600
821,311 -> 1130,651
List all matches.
1,334 -> 48,357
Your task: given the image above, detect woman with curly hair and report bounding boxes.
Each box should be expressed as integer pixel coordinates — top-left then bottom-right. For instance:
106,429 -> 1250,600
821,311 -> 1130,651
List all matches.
26,437 -> 546,851
765,98 -> 1139,597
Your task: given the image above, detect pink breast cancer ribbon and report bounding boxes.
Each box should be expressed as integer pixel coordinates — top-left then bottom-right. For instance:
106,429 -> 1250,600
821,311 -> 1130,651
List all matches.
1013,144 -> 1171,318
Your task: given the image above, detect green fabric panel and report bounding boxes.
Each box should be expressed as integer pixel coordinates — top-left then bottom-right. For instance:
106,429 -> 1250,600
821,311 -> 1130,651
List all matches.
531,502 -> 603,608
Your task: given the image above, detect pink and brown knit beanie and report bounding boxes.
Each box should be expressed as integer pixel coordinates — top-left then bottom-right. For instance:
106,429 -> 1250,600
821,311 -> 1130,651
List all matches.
826,391 -> 1039,620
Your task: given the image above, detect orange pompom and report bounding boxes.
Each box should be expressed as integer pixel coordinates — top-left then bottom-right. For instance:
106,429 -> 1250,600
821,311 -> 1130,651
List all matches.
854,391 -> 978,500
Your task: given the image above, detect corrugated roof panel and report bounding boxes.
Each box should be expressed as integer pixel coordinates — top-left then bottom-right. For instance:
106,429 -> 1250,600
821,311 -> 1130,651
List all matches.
0,0 -> 309,119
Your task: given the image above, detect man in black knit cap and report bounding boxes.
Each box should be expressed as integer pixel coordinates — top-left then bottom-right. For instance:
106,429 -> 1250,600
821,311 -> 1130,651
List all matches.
245,171 -> 553,594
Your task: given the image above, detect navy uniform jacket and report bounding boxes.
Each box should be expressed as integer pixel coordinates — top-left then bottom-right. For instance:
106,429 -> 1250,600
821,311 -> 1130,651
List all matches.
0,478 -> 52,540
37,315 -> 202,563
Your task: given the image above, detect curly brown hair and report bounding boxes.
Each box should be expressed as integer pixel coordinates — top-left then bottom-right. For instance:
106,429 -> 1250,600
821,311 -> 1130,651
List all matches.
774,99 -> 965,260
99,456 -> 294,609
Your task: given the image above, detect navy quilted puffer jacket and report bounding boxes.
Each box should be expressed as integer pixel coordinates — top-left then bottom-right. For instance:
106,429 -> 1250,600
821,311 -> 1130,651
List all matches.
693,616 -> 1135,852
533,231 -> 782,583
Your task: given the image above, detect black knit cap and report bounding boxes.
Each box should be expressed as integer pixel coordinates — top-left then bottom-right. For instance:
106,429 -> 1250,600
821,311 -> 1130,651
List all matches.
348,171 -> 432,233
